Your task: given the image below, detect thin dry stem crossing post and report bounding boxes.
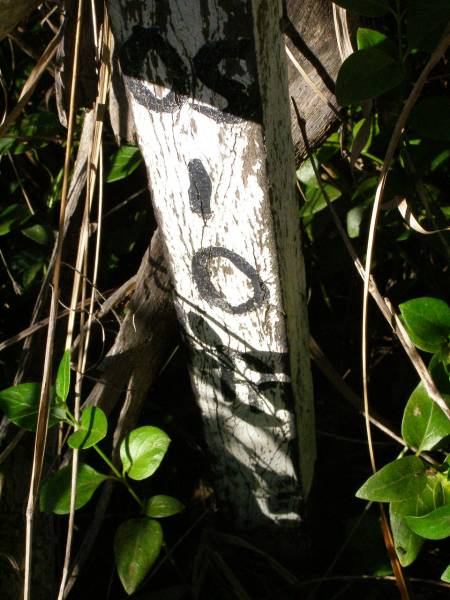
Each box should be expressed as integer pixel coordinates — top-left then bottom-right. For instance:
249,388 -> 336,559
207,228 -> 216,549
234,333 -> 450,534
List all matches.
108,0 -> 314,537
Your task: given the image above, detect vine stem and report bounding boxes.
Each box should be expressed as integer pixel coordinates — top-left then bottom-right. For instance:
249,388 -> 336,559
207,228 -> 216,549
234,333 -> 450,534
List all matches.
92,444 -> 144,509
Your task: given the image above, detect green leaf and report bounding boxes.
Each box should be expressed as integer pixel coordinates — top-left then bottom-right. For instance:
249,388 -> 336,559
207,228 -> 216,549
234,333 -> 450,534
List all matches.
145,495 -> 185,518
333,0 -> 390,17
299,184 -> 342,218
402,382 -> 450,451
0,383 -> 65,431
40,463 -> 109,514
390,473 -> 444,566
399,297 -> 450,353
429,353 -> 450,396
405,504 -> 450,540
408,97 -> 450,142
21,224 -> 49,245
55,350 -> 71,404
0,203 -> 29,236
406,0 -> 450,52
68,407 -> 108,449
120,426 -> 171,481
336,48 -> 406,105
357,28 -> 387,49
356,456 -> 427,502
114,518 -> 163,595
442,565 -> 450,583
106,145 -> 142,183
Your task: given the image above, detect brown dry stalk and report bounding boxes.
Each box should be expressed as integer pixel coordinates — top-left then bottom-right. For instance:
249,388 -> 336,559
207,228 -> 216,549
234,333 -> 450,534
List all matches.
23,2 -> 85,598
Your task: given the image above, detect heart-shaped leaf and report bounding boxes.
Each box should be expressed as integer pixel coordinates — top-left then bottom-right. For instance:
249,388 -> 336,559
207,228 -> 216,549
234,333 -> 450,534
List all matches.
145,495 -> 185,518
0,383 -> 65,431
114,518 -> 163,595
336,47 -> 406,105
399,297 -> 450,353
68,406 -> 108,449
120,426 -> 170,481
402,383 -> 450,452
40,463 -> 109,514
405,504 -> 450,540
390,473 -> 444,566
56,350 -> 71,404
356,456 -> 427,502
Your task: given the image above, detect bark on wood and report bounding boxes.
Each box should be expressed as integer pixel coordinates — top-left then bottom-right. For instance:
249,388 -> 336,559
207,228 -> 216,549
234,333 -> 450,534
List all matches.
108,0 -> 314,533
85,229 -> 176,416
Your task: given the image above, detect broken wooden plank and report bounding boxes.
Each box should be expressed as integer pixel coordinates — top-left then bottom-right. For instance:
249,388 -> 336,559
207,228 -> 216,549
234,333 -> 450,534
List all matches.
108,0 -> 314,533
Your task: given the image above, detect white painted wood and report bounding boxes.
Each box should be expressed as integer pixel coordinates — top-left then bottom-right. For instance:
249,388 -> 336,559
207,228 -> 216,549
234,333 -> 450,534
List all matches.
108,0 -> 314,531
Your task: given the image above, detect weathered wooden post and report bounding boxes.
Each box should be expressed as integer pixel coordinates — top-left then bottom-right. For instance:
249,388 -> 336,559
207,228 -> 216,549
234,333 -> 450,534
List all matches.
108,0 -> 314,535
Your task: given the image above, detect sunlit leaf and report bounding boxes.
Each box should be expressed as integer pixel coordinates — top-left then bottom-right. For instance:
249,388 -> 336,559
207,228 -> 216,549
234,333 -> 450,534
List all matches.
120,426 -> 171,480
405,504 -> 450,540
399,297 -> 450,353
40,463 -> 109,514
21,224 -> 49,245
390,473 -> 444,566
68,407 -> 108,449
402,383 -> 450,452
356,456 -> 427,502
114,518 -> 163,595
0,383 -> 65,431
145,495 -> 185,518
55,350 -> 71,404
106,145 -> 142,183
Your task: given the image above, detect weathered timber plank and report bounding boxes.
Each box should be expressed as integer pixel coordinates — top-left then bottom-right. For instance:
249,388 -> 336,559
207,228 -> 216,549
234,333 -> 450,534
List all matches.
105,0 -> 345,152
108,0 -> 314,532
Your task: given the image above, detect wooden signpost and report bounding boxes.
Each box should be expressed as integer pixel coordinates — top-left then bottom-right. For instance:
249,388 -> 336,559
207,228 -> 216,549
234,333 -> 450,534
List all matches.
108,0 -> 314,533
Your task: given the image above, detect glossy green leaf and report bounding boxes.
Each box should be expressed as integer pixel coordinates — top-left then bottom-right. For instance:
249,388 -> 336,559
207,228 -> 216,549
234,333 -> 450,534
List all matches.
333,0 -> 390,17
114,518 -> 163,595
406,0 -> 450,51
0,383 -> 65,431
299,184 -> 342,218
0,203 -> 29,236
336,48 -> 406,105
442,565 -> 450,583
405,504 -> 450,540
40,463 -> 109,514
390,473 -> 444,566
120,426 -> 171,480
356,27 -> 392,50
106,145 -> 142,183
145,495 -> 185,518
356,456 -> 427,502
402,383 -> 450,451
68,407 -> 108,449
429,353 -> 450,395
55,350 -> 71,404
399,297 -> 450,353
409,97 -> 450,142
21,224 -> 49,245
296,157 -> 320,187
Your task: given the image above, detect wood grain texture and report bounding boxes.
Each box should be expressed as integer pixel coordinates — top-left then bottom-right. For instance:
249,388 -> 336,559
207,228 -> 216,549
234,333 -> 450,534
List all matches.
108,0 -> 314,532
105,0 -> 344,153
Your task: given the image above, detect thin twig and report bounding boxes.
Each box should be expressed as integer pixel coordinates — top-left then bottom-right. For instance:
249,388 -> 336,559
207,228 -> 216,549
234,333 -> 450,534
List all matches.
23,3 -> 84,598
